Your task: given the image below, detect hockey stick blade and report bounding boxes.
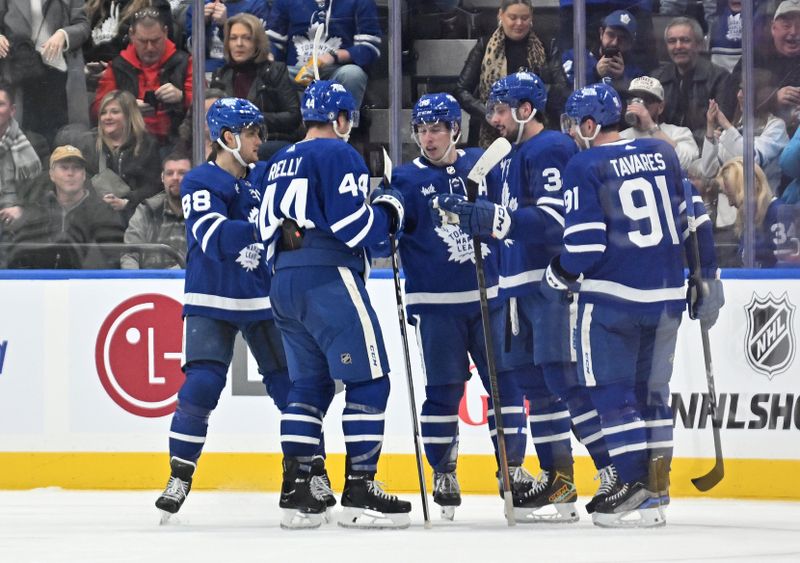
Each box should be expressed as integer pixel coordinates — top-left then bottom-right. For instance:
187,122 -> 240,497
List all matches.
312,23 -> 324,81
692,458 -> 724,491
467,137 -> 512,187
382,147 -> 392,184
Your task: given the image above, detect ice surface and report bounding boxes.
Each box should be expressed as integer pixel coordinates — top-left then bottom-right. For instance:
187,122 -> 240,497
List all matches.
0,490 -> 798,562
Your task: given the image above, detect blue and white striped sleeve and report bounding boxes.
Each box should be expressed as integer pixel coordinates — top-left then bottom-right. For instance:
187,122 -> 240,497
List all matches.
266,0 -> 288,60
560,162 -> 607,275
347,0 -> 382,67
183,179 -> 257,261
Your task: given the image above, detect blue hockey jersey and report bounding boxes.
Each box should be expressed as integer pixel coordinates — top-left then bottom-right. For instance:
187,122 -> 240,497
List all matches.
499,129 -> 578,298
258,137 -> 393,272
386,149 -> 501,316
561,137 -> 711,313
267,0 -> 381,68
182,161 -> 270,322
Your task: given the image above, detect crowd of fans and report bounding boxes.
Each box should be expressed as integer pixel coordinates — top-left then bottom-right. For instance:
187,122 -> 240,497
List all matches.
0,0 -> 796,269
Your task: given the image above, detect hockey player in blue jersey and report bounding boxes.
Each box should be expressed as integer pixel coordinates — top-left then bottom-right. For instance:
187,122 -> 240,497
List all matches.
433,72 -> 613,523
374,92 -> 533,520
257,80 -> 411,529
542,82 -> 723,527
154,98 -> 330,521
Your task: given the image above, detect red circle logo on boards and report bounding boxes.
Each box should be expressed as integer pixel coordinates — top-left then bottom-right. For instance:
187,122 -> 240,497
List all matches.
95,294 -> 185,417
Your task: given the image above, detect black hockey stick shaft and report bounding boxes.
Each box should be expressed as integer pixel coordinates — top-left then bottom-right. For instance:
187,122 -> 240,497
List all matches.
383,149 -> 432,527
683,180 -> 724,491
466,182 -> 515,526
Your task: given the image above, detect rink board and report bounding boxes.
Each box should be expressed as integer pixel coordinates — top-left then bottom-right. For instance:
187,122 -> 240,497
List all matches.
0,270 -> 798,499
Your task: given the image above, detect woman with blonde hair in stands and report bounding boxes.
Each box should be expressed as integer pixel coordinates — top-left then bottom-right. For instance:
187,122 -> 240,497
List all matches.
210,13 -> 301,159
454,0 -> 568,147
93,89 -> 160,224
716,157 -> 788,268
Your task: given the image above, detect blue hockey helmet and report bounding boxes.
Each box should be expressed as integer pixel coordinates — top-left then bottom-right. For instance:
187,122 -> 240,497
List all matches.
487,72 -> 548,115
301,80 -> 359,127
564,82 -> 622,127
412,93 -> 461,129
206,97 -> 264,142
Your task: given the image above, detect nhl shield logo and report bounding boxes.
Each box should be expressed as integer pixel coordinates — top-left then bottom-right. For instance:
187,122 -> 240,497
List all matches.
744,292 -> 796,379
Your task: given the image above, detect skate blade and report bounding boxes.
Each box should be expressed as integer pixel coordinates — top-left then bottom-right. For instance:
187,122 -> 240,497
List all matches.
337,507 -> 411,529
440,506 -> 456,521
513,502 -> 579,524
158,509 -> 180,526
592,507 -> 665,529
280,509 -> 324,530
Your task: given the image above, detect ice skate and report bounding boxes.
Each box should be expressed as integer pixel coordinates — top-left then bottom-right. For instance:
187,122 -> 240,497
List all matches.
592,480 -> 665,528
155,456 -> 196,524
339,472 -> 412,529
432,471 -> 461,521
497,465 -> 536,498
309,455 -> 337,522
586,465 -> 618,514
279,457 -> 327,530
511,469 -> 579,524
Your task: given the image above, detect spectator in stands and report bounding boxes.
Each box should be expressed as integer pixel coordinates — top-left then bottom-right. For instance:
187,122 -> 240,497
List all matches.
620,75 -> 699,169
717,156 -> 787,268
721,0 -> 800,130
92,7 -> 192,147
0,83 -> 41,231
177,87 -> 225,158
92,90 -> 161,224
454,0 -> 567,147
210,13 -> 301,158
709,0 -> 742,73
687,157 -> 739,267
701,71 -> 789,193
7,145 -> 124,268
84,0 -> 173,69
0,0 -> 90,145
557,1 -> 657,74
120,151 -> 188,269
781,123 -> 800,204
562,9 -> 644,94
659,0 -> 717,32
185,0 -> 268,76
266,0 -> 381,110
652,16 -> 729,148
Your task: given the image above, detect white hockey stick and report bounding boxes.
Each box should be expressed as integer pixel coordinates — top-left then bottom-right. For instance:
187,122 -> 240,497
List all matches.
464,137 -> 515,526
383,148 -> 432,528
312,23 -> 324,81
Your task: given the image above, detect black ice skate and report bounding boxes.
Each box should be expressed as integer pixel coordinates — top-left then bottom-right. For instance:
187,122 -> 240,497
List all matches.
511,468 -> 579,524
586,464 -> 618,514
279,457 -> 327,530
592,479 -> 665,528
432,471 -> 461,521
309,456 -> 337,508
339,470 -> 412,529
155,456 -> 196,524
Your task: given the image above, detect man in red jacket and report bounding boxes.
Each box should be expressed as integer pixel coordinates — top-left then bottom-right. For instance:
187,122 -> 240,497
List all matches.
92,8 -> 193,146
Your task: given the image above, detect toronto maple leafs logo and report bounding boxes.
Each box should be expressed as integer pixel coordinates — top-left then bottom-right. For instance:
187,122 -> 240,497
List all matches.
236,243 -> 263,272
248,207 -> 259,224
294,23 -> 343,66
435,225 -> 490,264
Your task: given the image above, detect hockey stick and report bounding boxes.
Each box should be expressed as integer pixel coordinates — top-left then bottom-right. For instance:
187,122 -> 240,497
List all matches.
382,148 -> 432,528
682,179 -> 724,491
312,23 -> 324,81
464,137 -> 515,526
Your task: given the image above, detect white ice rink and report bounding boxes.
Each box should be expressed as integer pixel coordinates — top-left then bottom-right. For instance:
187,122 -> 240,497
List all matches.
1,490 -> 799,563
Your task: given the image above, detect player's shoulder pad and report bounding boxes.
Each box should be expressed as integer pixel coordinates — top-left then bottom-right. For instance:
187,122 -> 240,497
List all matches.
181,162 -> 233,195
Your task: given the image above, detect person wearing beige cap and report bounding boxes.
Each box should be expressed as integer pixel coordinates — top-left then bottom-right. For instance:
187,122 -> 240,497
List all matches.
620,75 -> 699,170
5,144 -> 124,268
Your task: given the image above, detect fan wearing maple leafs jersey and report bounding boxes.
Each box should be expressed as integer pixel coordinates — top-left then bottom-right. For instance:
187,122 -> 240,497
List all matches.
156,99 -> 295,522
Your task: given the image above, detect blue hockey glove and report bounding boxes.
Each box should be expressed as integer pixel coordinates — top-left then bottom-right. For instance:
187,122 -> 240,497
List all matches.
430,193 -> 512,239
687,271 -> 724,329
540,255 -> 582,303
370,186 -> 405,234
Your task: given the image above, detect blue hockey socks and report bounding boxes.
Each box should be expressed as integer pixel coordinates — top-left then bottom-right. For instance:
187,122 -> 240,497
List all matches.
342,376 -> 390,473
420,383 -> 463,473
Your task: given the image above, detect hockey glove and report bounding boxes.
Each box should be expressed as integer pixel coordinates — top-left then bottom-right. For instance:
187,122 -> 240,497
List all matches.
370,186 -> 405,234
430,193 -> 512,239
541,255 -> 582,304
687,270 -> 724,329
